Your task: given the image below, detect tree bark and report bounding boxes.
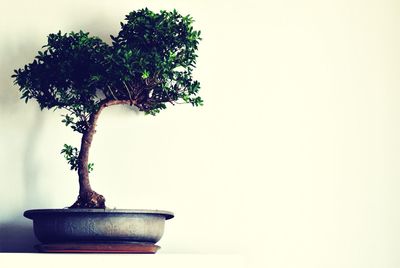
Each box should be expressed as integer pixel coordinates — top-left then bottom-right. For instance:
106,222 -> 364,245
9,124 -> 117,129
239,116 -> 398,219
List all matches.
70,99 -> 136,208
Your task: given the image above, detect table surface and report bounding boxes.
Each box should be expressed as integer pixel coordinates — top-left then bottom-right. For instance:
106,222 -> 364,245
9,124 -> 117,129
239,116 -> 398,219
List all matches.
0,253 -> 245,268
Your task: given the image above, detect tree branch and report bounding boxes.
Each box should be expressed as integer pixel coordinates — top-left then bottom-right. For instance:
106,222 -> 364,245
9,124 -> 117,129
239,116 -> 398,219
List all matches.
122,81 -> 134,104
107,85 -> 118,100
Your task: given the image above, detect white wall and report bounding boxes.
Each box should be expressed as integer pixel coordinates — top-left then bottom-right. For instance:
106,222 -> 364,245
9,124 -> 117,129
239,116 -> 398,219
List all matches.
1,0 -> 400,267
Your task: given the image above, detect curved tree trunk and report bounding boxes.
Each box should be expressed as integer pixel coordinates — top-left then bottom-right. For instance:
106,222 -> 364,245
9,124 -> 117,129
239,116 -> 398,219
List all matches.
70,99 -> 135,208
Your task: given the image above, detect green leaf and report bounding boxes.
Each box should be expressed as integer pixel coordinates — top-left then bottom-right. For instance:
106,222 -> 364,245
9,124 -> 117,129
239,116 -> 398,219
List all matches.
141,70 -> 150,79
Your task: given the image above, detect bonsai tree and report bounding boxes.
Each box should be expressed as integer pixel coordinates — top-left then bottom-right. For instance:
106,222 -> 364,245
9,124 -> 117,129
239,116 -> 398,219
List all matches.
12,8 -> 202,209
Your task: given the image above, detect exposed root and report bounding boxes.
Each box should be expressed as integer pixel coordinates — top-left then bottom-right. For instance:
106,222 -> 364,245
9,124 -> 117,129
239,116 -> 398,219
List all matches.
69,190 -> 106,209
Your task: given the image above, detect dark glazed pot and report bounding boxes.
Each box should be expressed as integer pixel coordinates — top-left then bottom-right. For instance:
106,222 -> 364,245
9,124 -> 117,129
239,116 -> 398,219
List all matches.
24,209 -> 174,245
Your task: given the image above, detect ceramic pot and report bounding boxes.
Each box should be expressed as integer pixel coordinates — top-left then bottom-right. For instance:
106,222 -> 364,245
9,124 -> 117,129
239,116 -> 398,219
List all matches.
24,209 -> 174,253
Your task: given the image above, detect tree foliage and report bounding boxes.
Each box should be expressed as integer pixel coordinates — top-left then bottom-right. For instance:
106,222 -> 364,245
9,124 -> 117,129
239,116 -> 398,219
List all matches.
12,8 -> 202,133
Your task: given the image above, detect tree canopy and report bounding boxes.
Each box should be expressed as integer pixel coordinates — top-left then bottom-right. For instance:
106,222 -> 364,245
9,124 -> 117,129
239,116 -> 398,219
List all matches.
12,8 -> 202,134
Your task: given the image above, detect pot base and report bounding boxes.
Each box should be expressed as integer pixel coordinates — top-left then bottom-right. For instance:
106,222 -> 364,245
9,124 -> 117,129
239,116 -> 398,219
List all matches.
35,241 -> 160,253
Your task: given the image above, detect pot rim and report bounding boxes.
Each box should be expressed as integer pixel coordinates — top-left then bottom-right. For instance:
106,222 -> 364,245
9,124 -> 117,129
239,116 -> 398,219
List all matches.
24,208 -> 174,220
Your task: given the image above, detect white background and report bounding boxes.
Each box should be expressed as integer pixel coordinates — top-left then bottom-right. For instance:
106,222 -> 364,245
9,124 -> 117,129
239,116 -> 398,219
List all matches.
1,0 -> 400,267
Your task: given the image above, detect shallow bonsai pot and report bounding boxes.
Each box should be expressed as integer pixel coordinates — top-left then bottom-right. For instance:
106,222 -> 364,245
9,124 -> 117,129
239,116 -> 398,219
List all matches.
24,209 -> 174,253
